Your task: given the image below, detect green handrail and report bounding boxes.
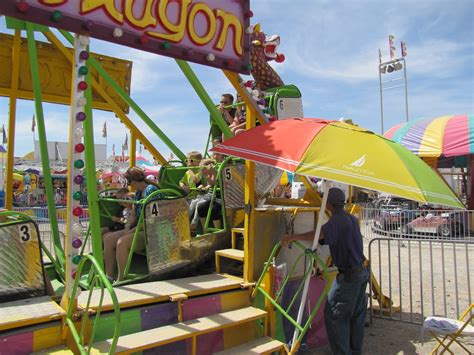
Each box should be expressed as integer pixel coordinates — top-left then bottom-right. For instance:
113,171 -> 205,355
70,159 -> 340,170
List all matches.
66,254 -> 120,354
26,23 -> 64,267
0,210 -> 34,226
252,241 -> 331,351
122,189 -> 182,280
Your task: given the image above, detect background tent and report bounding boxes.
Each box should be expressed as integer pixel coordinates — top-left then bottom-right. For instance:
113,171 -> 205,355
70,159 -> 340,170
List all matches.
385,114 -> 472,207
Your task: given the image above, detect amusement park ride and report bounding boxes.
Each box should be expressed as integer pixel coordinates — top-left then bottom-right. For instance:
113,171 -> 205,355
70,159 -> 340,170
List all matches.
0,1 -> 393,354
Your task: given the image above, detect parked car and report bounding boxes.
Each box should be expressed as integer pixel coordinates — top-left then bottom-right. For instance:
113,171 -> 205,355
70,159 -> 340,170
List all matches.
373,198 -> 419,231
401,210 -> 468,238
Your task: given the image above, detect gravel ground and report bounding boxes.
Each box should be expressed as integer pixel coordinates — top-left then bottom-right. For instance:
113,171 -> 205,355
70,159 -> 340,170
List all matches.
313,317 -> 473,354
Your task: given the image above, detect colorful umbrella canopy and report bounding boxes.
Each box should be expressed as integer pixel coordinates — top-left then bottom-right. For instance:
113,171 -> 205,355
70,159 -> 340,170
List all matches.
384,114 -> 473,158
212,118 -> 464,209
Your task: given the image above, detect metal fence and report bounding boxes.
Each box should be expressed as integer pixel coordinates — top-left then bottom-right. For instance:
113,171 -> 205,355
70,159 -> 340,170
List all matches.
368,238 -> 473,325
13,188 -> 89,207
12,206 -> 91,259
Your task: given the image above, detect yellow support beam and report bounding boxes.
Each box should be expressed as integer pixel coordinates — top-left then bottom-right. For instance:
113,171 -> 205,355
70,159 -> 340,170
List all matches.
5,30 -> 21,210
243,106 -> 256,283
130,132 -> 136,168
301,176 -> 323,206
44,31 -> 167,164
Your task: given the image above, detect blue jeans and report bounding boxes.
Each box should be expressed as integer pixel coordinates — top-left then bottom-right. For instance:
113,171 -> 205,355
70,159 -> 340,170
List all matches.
324,266 -> 369,355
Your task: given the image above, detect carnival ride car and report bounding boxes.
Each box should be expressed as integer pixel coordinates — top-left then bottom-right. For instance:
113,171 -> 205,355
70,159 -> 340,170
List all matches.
401,210 -> 468,238
0,2 -> 432,354
0,2 -> 326,353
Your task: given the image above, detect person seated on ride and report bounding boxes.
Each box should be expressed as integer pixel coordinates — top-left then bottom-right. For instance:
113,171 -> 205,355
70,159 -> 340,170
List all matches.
100,188 -> 133,236
188,159 -> 217,232
210,93 -> 236,143
212,137 -> 225,163
179,151 -> 202,198
228,94 -> 247,137
196,183 -> 222,230
103,167 -> 162,282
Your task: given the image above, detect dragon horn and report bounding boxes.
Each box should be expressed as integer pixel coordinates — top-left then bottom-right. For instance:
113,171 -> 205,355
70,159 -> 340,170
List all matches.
254,23 -> 261,34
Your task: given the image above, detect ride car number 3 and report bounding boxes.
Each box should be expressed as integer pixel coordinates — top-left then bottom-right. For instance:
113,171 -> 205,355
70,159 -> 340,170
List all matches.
18,224 -> 31,242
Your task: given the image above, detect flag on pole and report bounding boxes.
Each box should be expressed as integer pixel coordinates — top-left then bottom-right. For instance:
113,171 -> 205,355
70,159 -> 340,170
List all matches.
123,134 -> 128,151
102,121 -> 107,138
389,35 -> 396,59
378,49 -> 382,64
112,143 -> 115,157
401,41 -> 407,57
2,125 -> 7,144
31,115 -> 36,132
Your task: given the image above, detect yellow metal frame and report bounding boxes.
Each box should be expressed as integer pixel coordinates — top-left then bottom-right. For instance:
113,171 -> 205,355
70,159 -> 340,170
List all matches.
0,33 -> 131,113
4,30 -> 21,210
43,31 -> 166,164
130,133 -> 137,168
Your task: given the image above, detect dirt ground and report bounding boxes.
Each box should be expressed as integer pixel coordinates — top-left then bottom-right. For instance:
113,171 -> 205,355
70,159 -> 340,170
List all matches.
312,317 -> 473,354
309,231 -> 474,354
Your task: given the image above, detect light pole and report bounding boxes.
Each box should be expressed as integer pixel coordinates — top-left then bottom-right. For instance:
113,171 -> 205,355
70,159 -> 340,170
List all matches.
378,38 -> 409,134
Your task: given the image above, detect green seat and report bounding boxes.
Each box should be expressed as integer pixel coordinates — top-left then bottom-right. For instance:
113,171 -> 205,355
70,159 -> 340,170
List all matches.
98,190 -> 124,230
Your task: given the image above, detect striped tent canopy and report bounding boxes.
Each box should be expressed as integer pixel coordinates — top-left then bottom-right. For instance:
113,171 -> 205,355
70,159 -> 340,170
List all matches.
384,114 -> 473,159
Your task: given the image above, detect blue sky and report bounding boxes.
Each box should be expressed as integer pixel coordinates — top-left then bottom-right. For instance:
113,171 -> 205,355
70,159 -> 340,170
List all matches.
0,0 -> 473,161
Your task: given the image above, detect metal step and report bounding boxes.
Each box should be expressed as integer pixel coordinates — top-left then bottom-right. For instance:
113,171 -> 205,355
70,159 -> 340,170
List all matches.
77,273 -> 242,311
214,336 -> 286,354
91,306 -> 267,353
0,296 -> 65,331
215,248 -> 245,261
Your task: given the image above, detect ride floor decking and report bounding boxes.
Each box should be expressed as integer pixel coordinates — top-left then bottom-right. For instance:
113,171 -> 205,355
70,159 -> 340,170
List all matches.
78,273 -> 243,311
0,296 -> 65,331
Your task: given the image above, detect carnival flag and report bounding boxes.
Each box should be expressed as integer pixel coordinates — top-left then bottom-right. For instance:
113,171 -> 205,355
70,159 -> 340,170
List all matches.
31,115 -> 36,132
2,125 -> 7,144
123,134 -> 128,151
102,121 -> 107,138
389,35 -> 396,59
112,143 -> 115,157
378,49 -> 382,64
401,41 -> 408,57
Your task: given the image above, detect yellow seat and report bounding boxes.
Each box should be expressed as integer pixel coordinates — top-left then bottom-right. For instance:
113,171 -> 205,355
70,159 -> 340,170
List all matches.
423,303 -> 474,354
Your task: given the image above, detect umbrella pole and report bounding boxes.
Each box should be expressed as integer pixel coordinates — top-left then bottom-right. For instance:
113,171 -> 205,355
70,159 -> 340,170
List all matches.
290,180 -> 330,351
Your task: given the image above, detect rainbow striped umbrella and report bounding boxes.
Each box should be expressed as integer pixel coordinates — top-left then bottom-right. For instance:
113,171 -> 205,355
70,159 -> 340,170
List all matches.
385,114 -> 473,158
212,118 -> 464,209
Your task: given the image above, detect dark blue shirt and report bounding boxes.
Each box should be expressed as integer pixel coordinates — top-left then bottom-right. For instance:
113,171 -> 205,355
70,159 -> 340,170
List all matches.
321,209 -> 364,269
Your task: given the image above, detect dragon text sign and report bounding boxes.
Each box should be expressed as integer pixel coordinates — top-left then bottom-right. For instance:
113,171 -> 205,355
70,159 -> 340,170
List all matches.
0,0 -> 251,73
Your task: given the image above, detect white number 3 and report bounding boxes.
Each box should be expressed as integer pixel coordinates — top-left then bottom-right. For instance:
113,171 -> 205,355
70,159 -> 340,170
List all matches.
19,224 -> 31,243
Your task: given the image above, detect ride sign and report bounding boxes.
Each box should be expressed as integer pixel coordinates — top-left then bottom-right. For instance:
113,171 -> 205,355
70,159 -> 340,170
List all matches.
0,0 -> 252,73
